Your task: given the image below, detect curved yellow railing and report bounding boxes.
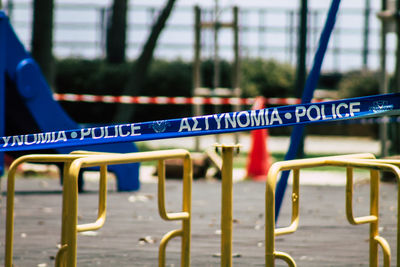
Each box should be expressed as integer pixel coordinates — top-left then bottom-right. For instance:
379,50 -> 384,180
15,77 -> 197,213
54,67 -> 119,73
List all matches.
265,154 -> 399,267
60,149 -> 192,267
157,155 -> 192,267
7,150 -> 400,267
350,158 -> 400,267
5,149 -> 192,267
66,151 -> 111,233
4,154 -> 93,267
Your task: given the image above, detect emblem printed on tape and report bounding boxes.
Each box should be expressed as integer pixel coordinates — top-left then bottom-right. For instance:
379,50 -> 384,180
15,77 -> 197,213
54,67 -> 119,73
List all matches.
369,101 -> 394,113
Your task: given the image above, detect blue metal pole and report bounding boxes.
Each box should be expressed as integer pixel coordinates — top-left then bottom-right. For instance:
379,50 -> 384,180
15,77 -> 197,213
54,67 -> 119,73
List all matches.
0,11 -> 6,177
275,0 -> 341,221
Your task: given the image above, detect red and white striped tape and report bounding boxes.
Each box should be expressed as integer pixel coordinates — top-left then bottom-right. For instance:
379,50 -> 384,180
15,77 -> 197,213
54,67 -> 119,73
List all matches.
53,93 -> 332,106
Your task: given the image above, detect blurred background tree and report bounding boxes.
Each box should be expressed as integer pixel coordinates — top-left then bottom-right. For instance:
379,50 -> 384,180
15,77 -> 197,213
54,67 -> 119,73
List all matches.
31,0 -> 54,86
113,0 -> 177,123
106,0 -> 128,64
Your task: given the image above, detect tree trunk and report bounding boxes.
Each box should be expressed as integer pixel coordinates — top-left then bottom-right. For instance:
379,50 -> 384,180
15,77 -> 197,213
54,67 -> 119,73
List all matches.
31,0 -> 54,86
113,0 -> 177,123
391,0 -> 400,154
106,0 -> 128,64
295,0 -> 308,158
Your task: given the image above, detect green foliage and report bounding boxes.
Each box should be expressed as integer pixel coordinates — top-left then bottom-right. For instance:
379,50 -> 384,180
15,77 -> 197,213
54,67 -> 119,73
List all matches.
135,59 -> 193,121
55,58 -> 132,94
54,57 -> 297,123
240,58 -> 295,98
200,59 -> 233,89
55,58 -> 100,92
338,70 -> 380,98
143,59 -> 192,96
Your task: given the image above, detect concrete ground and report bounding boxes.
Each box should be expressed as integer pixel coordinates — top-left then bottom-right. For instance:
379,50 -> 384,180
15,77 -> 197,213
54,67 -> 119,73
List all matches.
0,135 -> 397,267
138,134 -> 381,155
0,174 -> 398,267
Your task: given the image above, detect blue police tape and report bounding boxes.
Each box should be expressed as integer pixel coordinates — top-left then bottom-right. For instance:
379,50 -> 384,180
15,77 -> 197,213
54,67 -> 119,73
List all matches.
1,93 -> 400,152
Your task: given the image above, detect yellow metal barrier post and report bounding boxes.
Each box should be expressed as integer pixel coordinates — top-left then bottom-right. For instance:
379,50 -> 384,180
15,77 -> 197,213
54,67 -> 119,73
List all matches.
345,158 -> 400,267
343,165 -> 390,267
158,154 -> 192,267
264,153 -> 400,267
265,162 -> 296,267
215,144 -> 240,267
60,149 -> 192,267
332,159 -> 397,267
58,152 -> 110,266
57,163 -> 108,266
4,154 -> 96,267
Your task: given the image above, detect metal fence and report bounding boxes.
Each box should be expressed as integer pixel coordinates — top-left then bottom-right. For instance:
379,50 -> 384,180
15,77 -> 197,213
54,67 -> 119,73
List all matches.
3,1 -> 394,73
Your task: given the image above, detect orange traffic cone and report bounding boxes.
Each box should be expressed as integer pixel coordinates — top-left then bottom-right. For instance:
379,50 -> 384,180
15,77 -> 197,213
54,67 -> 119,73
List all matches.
246,97 -> 272,181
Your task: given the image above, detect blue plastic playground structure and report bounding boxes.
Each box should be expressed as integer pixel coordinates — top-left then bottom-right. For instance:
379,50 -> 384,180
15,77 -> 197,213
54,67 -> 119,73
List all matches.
0,11 -> 140,191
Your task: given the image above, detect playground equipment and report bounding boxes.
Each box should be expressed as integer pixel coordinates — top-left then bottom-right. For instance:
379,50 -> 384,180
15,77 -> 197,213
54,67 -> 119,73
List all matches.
0,10 -> 140,191
5,149 -> 193,267
4,144 -> 240,267
265,155 -> 400,267
4,153 -> 93,267
193,4 -> 240,150
6,149 -> 400,266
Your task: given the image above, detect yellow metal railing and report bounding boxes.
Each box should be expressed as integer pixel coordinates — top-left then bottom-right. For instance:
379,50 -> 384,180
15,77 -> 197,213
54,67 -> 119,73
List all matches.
68,151 -> 117,234
59,149 -> 192,267
6,150 -> 400,267
348,158 -> 400,267
4,154 -> 95,267
4,149 -> 193,267
265,154 -> 399,267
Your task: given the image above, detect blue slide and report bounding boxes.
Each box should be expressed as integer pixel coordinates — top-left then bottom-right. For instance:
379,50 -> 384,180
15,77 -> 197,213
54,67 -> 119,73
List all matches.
0,11 -> 140,191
